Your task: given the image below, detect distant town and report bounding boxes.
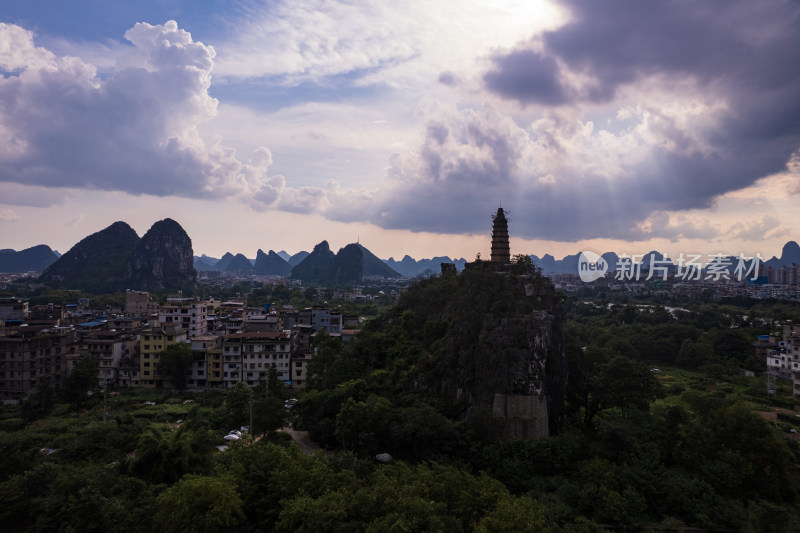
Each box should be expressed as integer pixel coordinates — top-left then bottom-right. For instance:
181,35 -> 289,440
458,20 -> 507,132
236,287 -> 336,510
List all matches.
2,215 -> 800,403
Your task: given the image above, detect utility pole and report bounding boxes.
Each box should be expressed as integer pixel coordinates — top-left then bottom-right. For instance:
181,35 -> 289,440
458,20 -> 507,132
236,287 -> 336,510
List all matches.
102,374 -> 108,424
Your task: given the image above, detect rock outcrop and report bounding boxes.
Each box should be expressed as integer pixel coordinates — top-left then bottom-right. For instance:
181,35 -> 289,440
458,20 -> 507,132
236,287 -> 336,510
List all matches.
254,249 -> 290,276
125,218 -> 196,293
390,264 -> 566,438
290,241 -> 335,283
40,219 -> 196,294
291,241 -> 400,284
39,221 -> 141,293
226,253 -> 255,273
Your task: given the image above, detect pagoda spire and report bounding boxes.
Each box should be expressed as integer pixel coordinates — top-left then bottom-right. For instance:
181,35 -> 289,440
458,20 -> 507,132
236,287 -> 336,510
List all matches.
490,207 -> 510,264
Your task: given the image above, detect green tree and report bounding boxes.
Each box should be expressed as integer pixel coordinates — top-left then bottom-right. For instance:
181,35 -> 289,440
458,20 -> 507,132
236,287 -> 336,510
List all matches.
267,363 -> 282,398
335,394 -> 391,455
307,328 -> 344,389
155,475 -> 244,533
62,354 -> 98,411
21,376 -> 56,422
510,253 -> 540,276
252,396 -> 286,436
572,347 -> 661,425
475,494 -> 553,533
156,342 -> 195,391
226,381 -> 254,427
676,338 -> 714,368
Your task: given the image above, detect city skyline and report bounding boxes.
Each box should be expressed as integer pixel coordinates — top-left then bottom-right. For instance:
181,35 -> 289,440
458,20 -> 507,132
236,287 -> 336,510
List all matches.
1,0 -> 799,261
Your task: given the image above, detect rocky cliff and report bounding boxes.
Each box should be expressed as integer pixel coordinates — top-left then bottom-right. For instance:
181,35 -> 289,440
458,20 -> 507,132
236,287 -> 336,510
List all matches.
254,249 -> 290,276
391,263 -> 566,438
290,241 -> 336,283
40,219 -> 195,294
291,241 -> 400,284
125,218 -> 196,293
39,221 -> 141,293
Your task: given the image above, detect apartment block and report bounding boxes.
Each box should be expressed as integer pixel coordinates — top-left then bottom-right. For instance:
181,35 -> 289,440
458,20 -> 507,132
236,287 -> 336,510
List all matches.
0,326 -> 72,401
766,323 -> 800,397
188,335 -> 221,390
139,325 -> 187,388
124,290 -> 157,317
298,307 -> 343,335
84,329 -> 136,386
0,297 -> 28,323
225,331 -> 293,388
158,298 -> 208,338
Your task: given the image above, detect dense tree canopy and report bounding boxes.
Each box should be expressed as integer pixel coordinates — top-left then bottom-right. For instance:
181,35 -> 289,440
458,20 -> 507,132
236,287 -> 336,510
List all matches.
156,343 -> 195,391
3,281 -> 800,531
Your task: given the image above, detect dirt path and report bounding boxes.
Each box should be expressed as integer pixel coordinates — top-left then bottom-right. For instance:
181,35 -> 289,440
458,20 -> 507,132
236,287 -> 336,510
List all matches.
756,407 -> 800,439
279,426 -> 326,455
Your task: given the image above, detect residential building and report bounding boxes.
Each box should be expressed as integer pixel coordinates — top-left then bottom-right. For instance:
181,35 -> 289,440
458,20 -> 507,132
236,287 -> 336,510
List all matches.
220,335 -> 243,388
158,298 -> 208,338
28,304 -> 66,328
138,325 -> 187,388
299,307 -> 342,335
84,329 -> 136,386
766,323 -> 800,396
124,290 -> 156,317
0,326 -> 72,402
188,335 -> 221,390
290,324 -> 314,389
226,331 -> 294,388
0,298 -> 28,323
244,315 -> 282,333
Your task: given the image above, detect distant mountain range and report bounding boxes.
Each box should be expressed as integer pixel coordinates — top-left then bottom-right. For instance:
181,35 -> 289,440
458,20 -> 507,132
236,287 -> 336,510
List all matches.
7,221 -> 800,287
765,241 -> 800,269
194,248 -> 466,279
384,255 -> 468,277
531,242 -> 800,276
0,245 -> 59,273
195,249 -> 306,275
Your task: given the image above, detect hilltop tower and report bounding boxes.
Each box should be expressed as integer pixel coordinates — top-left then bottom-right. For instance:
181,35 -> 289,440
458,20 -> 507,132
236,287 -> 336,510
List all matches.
490,207 -> 510,265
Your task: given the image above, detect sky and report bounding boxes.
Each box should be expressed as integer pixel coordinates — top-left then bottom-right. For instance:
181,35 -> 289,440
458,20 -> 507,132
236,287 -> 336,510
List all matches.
1,0 -> 799,262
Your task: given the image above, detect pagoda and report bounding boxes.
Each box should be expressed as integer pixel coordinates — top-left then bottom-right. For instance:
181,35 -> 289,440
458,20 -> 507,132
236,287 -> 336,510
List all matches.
490,207 -> 510,265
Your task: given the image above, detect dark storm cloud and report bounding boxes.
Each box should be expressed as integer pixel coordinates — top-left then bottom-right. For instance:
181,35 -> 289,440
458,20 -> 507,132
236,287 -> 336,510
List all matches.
358,0 -> 800,242
484,49 -> 568,105
487,0 -> 800,107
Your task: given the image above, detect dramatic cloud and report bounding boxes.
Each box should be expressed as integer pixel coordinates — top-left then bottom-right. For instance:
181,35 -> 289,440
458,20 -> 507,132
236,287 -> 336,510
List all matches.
213,0 -> 564,89
0,21 -> 301,204
2,2 -> 798,252
214,1 -> 416,82
728,215 -> 789,242
340,0 -> 800,241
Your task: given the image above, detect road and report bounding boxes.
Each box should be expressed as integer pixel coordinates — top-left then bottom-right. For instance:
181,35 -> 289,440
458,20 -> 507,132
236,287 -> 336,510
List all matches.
279,426 -> 326,454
